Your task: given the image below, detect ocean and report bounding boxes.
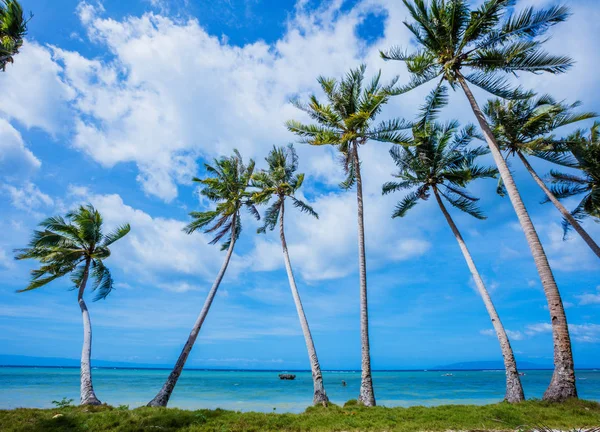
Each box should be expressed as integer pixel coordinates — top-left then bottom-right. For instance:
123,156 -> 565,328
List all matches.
1,368 -> 598,412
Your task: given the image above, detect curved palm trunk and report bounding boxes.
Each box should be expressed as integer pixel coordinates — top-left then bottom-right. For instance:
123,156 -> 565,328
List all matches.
147,217 -> 238,407
78,259 -> 102,406
457,73 -> 577,401
279,201 -> 329,406
353,145 -> 376,406
516,151 -> 600,258
433,188 -> 524,402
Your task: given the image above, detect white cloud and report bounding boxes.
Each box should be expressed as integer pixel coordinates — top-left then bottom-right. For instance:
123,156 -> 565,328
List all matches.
389,238 -> 431,261
38,0 -> 420,201
506,329 -> 525,341
0,41 -> 73,134
525,322 -> 553,336
480,328 -> 524,341
0,248 -> 14,270
577,286 -> 600,306
569,323 -> 600,344
250,190 -> 431,281
525,322 -> 600,343
0,119 -> 40,178
2,182 -> 53,212
157,281 -> 200,293
68,187 -> 240,288
538,219 -> 600,273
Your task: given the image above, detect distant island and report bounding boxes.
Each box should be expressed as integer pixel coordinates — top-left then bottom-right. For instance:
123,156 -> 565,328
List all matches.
4,355 -> 596,371
431,361 -> 552,371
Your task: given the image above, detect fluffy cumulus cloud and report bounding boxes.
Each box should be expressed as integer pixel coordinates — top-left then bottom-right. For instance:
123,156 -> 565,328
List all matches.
479,328 -> 525,341
2,0 -> 599,204
525,321 -> 600,343
249,189 -> 431,281
0,42 -> 73,134
14,0 -> 423,202
68,187 -> 241,289
0,119 -> 40,178
0,0 -> 596,285
577,286 -> 600,306
537,216 -> 600,273
2,182 -> 53,212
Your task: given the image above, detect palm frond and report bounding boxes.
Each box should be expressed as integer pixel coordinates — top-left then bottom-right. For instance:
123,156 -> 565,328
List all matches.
382,180 -> 416,195
417,84 -> 448,126
439,188 -> 486,219
101,224 -> 130,247
257,199 -> 282,234
184,210 -> 221,234
488,4 -> 571,47
291,197 -> 318,219
462,0 -> 509,47
367,118 -> 413,144
339,158 -> 356,190
387,67 -> 443,96
91,259 -> 114,301
464,71 -> 531,99
392,190 -> 422,218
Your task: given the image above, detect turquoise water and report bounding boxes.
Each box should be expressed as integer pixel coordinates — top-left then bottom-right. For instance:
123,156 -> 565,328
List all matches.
1,368 -> 599,412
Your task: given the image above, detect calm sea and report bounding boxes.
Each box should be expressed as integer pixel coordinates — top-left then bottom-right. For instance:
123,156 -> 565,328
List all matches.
1,368 -> 599,413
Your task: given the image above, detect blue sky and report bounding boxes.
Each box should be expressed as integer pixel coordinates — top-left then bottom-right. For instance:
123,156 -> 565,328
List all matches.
0,0 -> 599,371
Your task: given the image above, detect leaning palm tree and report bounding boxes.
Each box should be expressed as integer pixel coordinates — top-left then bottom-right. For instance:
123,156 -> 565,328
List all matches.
252,144 -> 329,406
548,122 -> 600,231
381,0 -> 577,401
383,86 -> 524,402
484,95 -> 599,258
0,0 -> 28,71
15,204 -> 130,405
286,65 -> 411,406
148,150 -> 258,407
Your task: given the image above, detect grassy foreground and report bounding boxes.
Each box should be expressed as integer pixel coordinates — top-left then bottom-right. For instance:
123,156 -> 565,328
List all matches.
1,399 -> 599,432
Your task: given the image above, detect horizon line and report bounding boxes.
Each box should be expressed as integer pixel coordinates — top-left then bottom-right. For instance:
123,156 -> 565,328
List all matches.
2,365 -> 599,372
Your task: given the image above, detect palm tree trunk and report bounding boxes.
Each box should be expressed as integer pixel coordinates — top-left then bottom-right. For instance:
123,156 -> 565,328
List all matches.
433,188 -> 524,402
353,144 -> 376,406
279,200 -> 329,406
516,150 -> 600,258
147,215 -> 238,407
456,72 -> 577,402
78,258 -> 102,406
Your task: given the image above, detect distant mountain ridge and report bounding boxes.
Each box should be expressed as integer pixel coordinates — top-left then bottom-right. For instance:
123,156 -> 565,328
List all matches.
3,355 -> 597,370
432,361 -> 551,370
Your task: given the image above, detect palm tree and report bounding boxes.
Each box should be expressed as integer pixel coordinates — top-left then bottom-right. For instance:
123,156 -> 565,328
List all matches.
148,150 -> 258,407
381,0 -> 577,401
252,144 -> 329,406
0,0 -> 28,71
548,122 -> 600,231
286,65 -> 411,406
383,86 -> 524,402
15,204 -> 130,405
484,95 -> 599,258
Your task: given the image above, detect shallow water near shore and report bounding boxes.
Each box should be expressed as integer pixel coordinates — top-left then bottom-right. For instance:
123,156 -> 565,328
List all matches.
1,368 -> 599,413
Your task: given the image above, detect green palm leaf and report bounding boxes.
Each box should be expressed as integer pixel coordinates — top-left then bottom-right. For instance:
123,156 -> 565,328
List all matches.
15,204 -> 129,300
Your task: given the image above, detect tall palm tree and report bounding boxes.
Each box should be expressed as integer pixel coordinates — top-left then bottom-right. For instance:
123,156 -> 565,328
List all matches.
148,150 -> 258,407
15,204 -> 130,405
484,95 -> 599,258
383,86 -> 524,402
0,0 -> 28,71
286,65 -> 411,406
251,144 -> 329,406
548,122 -> 600,231
381,0 -> 577,401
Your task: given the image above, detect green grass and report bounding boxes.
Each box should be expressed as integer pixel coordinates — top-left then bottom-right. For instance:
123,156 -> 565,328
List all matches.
1,399 -> 599,431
